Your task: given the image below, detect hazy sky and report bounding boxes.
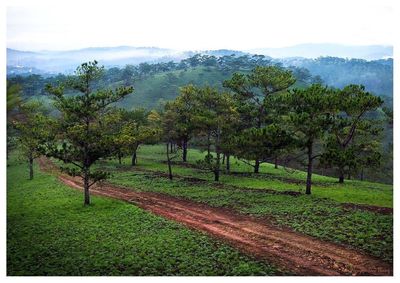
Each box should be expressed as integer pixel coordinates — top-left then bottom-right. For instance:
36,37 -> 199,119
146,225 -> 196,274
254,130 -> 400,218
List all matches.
6,0 -> 395,51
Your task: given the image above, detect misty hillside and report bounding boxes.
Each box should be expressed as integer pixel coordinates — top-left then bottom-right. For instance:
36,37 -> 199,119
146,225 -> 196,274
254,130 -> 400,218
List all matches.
7,46 -> 188,74
278,57 -> 393,97
249,44 -> 393,60
7,43 -> 392,75
8,53 -> 393,111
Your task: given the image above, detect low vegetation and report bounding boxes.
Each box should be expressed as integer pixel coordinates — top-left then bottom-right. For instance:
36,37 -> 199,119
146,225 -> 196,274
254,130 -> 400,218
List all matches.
7,157 -> 283,275
99,145 -> 393,262
119,145 -> 392,207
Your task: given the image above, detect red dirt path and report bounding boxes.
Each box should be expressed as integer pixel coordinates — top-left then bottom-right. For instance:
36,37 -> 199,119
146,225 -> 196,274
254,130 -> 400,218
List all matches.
38,158 -> 393,276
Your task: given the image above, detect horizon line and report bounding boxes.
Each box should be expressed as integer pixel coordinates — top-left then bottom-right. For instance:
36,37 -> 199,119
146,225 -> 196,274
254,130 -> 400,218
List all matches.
6,42 -> 394,53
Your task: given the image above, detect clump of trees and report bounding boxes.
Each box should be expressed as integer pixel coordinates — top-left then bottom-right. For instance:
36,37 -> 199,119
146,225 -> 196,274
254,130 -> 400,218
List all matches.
164,67 -> 384,194
162,85 -> 238,181
9,61 -> 387,205
192,87 -> 238,181
113,108 -> 161,166
163,85 -> 198,163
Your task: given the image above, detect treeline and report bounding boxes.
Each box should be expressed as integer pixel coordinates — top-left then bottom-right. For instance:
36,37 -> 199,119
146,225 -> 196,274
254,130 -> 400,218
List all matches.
9,54 -> 393,97
8,61 -> 391,205
8,54 -> 393,107
293,57 -> 393,97
7,54 -> 319,96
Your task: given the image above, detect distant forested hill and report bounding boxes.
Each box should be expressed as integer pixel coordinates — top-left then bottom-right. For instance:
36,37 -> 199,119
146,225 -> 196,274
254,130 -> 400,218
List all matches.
279,57 -> 393,98
7,54 -> 393,110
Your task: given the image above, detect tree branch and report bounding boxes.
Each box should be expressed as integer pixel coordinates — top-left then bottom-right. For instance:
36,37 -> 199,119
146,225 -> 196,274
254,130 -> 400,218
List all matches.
88,180 -> 97,188
343,110 -> 366,147
69,160 -> 84,169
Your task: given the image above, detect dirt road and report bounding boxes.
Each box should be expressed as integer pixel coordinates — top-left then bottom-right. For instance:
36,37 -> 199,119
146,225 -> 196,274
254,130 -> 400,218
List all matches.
38,158 -> 393,276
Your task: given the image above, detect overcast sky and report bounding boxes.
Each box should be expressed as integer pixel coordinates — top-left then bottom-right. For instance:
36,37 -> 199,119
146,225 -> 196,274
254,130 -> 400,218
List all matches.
6,0 -> 395,51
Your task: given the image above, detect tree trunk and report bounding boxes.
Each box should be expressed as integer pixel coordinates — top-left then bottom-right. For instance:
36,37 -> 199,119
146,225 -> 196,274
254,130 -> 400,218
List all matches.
254,159 -> 260,173
131,152 -> 137,166
347,172 -> 351,180
214,147 -> 221,182
226,154 -> 230,173
83,167 -> 90,205
360,168 -> 364,181
222,154 -> 225,164
338,169 -> 344,183
182,139 -> 188,162
29,154 -> 33,180
214,166 -> 220,181
166,143 -> 173,180
214,142 -> 221,182
213,129 -> 222,182
7,144 -> 10,160
83,89 -> 91,206
207,131 -> 211,156
118,153 -> 122,165
274,157 -> 278,169
305,143 -> 313,195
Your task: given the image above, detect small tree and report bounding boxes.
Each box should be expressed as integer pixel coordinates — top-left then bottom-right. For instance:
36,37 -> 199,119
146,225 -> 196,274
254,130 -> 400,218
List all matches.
223,66 -> 296,173
234,124 -> 294,171
356,141 -> 382,181
117,108 -> 160,166
161,105 -> 181,180
7,81 -> 23,159
13,102 -> 54,180
163,85 -> 198,162
280,84 -> 336,194
193,86 -> 239,181
45,61 -> 133,205
219,125 -> 239,174
321,121 -> 383,183
320,85 -> 383,182
7,81 -> 23,117
105,108 -> 127,165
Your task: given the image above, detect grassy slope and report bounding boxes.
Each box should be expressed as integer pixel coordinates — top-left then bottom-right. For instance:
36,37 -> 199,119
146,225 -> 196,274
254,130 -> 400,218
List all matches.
123,145 -> 393,207
117,67 -> 231,109
7,158 -> 282,276
101,145 -> 392,262
118,66 -> 308,110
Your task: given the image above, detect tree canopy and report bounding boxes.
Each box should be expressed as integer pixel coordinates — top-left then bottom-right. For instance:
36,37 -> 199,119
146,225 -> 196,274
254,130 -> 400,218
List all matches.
44,61 -> 134,205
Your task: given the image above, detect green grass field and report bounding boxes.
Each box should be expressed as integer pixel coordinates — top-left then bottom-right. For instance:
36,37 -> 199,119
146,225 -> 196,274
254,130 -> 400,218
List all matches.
7,157 -> 283,276
119,145 -> 393,207
7,144 -> 393,275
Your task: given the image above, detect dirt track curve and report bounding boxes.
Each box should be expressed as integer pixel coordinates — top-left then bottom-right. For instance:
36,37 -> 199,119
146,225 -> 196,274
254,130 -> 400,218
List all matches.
38,158 -> 392,276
